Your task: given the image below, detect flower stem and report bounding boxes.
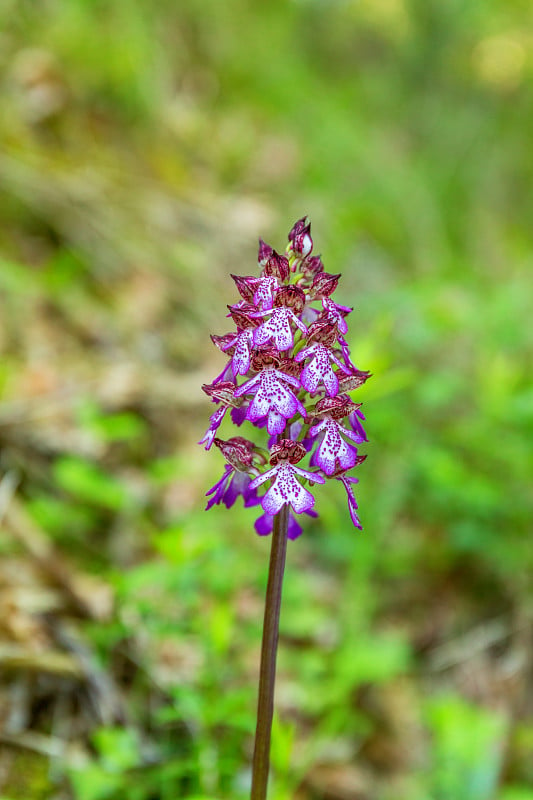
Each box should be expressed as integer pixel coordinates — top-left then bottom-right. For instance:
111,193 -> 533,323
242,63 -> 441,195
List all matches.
250,504 -> 289,800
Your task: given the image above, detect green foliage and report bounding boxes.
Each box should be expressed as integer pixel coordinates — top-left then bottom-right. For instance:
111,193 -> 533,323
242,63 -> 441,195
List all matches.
77,401 -> 147,445
425,696 -> 509,800
53,457 -> 129,511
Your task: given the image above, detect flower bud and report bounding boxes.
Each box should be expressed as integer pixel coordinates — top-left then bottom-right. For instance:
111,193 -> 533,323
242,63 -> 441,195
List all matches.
288,217 -> 313,257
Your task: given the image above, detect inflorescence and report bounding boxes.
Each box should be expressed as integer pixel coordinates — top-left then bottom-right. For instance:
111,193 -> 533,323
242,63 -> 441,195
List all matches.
200,217 -> 371,539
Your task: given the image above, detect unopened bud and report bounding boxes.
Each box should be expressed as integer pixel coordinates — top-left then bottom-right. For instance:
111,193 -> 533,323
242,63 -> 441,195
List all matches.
288,217 -> 313,257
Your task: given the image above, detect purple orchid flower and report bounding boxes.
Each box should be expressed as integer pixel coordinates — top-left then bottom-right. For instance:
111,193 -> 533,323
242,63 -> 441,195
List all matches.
309,416 -> 361,476
202,217 -> 370,536
249,460 -> 325,515
253,306 -> 307,352
295,342 -> 351,397
235,368 -> 306,435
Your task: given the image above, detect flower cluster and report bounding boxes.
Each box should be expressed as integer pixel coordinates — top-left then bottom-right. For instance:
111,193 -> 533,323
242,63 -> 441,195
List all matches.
200,217 -> 370,538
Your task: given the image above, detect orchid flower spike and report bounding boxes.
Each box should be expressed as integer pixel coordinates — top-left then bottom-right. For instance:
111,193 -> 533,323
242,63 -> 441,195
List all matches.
201,218 -> 370,538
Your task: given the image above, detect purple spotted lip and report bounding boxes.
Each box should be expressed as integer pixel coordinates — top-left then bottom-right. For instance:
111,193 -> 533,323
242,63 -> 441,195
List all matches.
201,217 -> 370,536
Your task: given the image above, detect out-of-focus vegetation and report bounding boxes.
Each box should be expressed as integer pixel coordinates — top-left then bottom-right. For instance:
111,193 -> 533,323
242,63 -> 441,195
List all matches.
0,1 -> 532,798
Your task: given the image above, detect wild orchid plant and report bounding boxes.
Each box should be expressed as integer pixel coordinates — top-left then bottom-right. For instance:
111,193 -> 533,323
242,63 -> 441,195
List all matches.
200,218 -> 370,799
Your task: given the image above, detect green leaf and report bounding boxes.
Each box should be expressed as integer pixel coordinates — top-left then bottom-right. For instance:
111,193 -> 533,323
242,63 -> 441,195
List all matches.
54,457 -> 128,510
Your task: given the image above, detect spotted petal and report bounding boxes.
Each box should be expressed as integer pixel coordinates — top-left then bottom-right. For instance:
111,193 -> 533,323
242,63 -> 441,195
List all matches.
267,408 -> 287,435
239,370 -> 305,433
296,343 -> 341,397
309,417 -> 357,475
231,330 -> 254,375
253,307 -> 306,351
253,276 -> 279,310
260,462 -> 317,515
253,307 -> 292,351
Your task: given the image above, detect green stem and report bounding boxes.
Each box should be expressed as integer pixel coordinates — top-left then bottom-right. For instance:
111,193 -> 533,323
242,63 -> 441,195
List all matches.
250,504 -> 289,800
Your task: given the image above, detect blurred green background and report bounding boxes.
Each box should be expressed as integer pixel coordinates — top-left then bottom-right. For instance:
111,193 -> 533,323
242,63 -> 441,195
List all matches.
0,1 -> 532,799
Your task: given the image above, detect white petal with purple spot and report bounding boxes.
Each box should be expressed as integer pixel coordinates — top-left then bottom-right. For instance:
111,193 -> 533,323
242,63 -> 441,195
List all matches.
260,462 -> 317,515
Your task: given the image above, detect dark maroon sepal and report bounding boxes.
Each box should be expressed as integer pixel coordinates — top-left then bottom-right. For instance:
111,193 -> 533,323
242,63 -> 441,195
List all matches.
214,436 -> 256,471
250,347 -> 281,371
211,333 -> 236,353
227,301 -> 260,329
258,238 -> 274,266
306,319 -> 338,346
269,439 -> 307,466
277,356 -> 303,380
231,274 -> 260,302
263,250 -> 290,282
311,272 -> 341,299
338,370 -> 372,392
202,380 -> 239,406
313,394 -> 360,420
274,285 -> 305,313
303,255 -> 324,276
